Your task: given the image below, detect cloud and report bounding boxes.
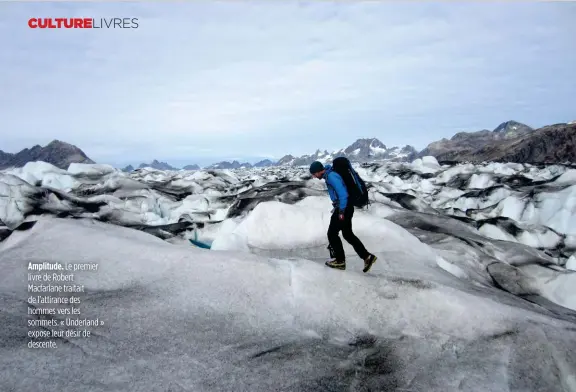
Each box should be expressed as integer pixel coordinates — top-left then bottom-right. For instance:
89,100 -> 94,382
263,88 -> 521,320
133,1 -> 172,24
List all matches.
0,2 -> 574,166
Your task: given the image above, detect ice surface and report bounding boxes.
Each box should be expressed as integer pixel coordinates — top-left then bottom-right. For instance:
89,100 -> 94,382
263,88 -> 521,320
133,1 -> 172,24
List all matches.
0,173 -> 44,229
1,217 -> 576,392
479,223 -> 518,242
4,161 -> 79,191
410,156 -> 441,174
517,227 -> 563,249
213,199 -> 440,267
517,264 -> 576,311
468,173 -> 496,189
530,185 -> 576,235
1,159 -> 576,391
555,169 -> 576,184
567,254 -> 576,271
67,163 -> 117,176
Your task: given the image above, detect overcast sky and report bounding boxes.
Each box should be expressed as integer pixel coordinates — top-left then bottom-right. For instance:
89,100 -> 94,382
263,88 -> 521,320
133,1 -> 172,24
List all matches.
1,2 -> 575,168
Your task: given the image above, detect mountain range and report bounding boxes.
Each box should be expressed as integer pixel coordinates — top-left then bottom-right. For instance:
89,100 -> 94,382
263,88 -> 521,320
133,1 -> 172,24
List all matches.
1,120 -> 575,171
274,139 -> 418,167
119,139 -> 417,171
418,120 -> 576,163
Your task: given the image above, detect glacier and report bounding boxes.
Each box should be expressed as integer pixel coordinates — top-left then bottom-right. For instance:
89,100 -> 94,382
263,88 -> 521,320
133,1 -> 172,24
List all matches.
1,158 -> 576,391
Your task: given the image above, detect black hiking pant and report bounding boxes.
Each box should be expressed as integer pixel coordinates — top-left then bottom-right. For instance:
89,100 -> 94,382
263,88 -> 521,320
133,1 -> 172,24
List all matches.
328,205 -> 369,261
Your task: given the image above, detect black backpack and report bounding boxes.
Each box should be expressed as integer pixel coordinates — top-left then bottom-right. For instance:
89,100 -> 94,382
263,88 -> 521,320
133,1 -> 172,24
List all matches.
331,157 -> 370,208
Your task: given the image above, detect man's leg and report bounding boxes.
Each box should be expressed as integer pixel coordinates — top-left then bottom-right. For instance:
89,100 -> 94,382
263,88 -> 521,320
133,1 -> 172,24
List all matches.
341,206 -> 377,272
340,207 -> 369,260
326,210 -> 346,269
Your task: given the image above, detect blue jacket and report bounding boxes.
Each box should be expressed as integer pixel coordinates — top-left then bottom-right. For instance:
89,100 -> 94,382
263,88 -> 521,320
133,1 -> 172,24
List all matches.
322,164 -> 348,210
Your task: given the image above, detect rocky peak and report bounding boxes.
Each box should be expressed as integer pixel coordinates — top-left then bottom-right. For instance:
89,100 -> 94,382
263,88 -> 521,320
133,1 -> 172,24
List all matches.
492,121 -> 533,139
253,159 -> 276,168
451,130 -> 491,141
276,155 -> 297,165
0,139 -> 94,169
206,160 -> 253,170
138,160 -> 178,170
400,145 -> 418,154
0,150 -> 14,165
344,138 -> 387,154
417,120 -> 570,163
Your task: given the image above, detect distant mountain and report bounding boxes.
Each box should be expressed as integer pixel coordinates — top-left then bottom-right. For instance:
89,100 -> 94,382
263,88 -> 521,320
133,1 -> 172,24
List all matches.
419,120 -> 576,163
276,138 -> 417,167
492,120 -> 533,137
0,140 -> 94,170
7,119 -> 570,173
205,160 -> 253,170
276,154 -> 297,166
0,151 -> 13,166
467,122 -> 576,163
418,121 -> 535,161
138,160 -> 178,171
124,162 -> 199,171
253,159 -> 276,168
277,150 -> 331,167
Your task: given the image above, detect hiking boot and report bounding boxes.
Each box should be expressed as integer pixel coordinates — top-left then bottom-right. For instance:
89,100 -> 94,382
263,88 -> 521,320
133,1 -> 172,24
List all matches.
363,254 -> 377,273
325,259 -> 346,270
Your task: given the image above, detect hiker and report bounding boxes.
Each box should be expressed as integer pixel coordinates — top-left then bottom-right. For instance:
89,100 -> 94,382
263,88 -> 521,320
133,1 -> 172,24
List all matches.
309,160 -> 377,272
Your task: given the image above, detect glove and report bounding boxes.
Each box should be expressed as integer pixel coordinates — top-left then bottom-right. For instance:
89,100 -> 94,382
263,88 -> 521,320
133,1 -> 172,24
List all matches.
338,211 -> 345,221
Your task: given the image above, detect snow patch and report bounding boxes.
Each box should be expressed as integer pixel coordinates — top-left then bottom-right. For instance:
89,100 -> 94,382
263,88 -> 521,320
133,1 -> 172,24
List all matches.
567,254 -> 576,271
